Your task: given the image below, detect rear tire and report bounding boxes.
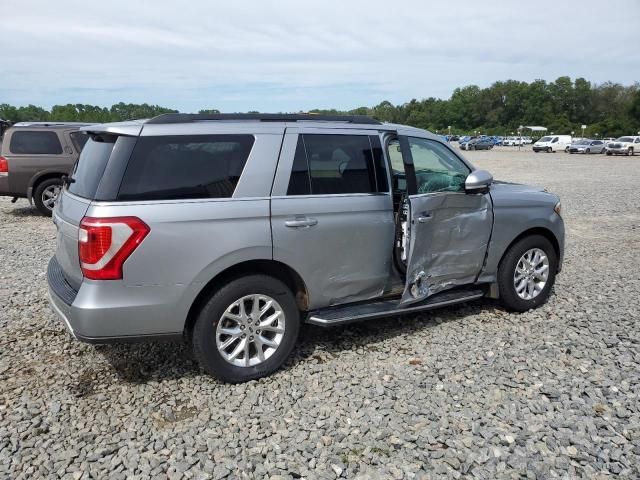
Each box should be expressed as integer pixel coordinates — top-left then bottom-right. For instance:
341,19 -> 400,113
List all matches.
192,274 -> 300,383
33,177 -> 63,216
497,235 -> 558,312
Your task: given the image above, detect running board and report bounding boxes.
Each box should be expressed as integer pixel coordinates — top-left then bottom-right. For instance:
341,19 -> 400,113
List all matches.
306,289 -> 485,327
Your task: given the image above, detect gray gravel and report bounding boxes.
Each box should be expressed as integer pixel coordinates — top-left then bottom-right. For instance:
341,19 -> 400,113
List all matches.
1,148 -> 639,479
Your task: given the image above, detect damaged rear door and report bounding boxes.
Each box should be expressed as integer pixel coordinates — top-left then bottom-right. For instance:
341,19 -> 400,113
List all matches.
399,136 -> 493,305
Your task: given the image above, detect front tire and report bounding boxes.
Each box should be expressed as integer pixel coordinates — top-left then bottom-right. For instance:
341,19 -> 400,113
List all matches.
547,147 -> 552,153
192,275 -> 300,383
629,148 -> 634,156
33,177 -> 63,216
497,235 -> 558,312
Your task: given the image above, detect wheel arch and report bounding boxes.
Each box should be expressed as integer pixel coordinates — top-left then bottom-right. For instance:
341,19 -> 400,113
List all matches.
498,227 -> 561,272
484,226 -> 561,299
28,171 -> 67,201
183,259 -> 309,337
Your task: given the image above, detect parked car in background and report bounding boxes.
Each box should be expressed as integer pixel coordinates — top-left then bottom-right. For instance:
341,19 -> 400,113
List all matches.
47,113 -> 564,383
532,135 -> 572,153
0,122 -> 90,215
462,137 -> 494,150
0,119 -> 11,139
568,139 -> 606,154
605,136 -> 640,156
502,136 -> 524,146
522,136 -> 533,144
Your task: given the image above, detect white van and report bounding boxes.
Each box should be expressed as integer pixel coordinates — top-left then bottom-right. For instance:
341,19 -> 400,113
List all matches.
533,135 -> 572,153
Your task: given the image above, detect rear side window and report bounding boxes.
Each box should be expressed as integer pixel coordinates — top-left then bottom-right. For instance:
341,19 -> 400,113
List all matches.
287,134 -> 388,195
118,135 -> 254,201
10,131 -> 63,155
68,137 -> 116,199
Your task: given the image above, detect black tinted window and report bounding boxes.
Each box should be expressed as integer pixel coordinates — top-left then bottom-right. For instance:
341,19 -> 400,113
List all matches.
69,131 -> 89,152
118,135 -> 254,201
287,134 -> 384,195
10,131 -> 62,154
68,137 -> 115,199
287,137 -> 311,195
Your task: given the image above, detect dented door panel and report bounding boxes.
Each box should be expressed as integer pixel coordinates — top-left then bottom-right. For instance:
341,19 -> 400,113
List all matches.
401,192 -> 493,305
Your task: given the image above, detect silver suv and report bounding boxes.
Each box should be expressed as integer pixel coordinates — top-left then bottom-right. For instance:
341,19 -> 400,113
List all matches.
47,114 -> 565,383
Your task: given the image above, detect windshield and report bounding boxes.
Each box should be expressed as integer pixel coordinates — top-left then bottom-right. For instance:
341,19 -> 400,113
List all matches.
617,137 -> 633,142
539,136 -> 552,142
576,140 -> 590,145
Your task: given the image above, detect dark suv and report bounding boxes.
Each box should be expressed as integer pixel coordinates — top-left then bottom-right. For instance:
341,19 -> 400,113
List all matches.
0,122 -> 91,215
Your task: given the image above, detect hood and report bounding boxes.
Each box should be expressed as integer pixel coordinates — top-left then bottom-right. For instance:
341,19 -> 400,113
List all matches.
490,181 -> 559,208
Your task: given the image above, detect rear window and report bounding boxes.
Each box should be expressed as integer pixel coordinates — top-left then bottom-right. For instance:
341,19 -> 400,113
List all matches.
69,131 -> 89,152
68,137 -> 115,199
9,130 -> 63,155
117,135 -> 254,201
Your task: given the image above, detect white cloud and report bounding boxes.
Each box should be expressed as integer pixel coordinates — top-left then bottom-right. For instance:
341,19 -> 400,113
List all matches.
0,0 -> 638,111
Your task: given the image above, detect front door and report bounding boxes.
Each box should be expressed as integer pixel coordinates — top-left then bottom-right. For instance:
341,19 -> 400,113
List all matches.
397,136 -> 493,305
271,129 -> 395,309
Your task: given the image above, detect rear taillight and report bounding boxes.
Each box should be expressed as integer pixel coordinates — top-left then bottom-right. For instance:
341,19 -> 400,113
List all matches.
79,216 -> 149,280
0,156 -> 8,176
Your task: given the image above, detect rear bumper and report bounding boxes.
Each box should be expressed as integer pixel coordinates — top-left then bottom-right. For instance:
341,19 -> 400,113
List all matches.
47,256 -> 183,343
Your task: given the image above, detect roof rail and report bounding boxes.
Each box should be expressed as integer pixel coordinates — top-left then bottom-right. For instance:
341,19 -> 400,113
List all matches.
146,113 -> 381,125
12,121 -> 92,127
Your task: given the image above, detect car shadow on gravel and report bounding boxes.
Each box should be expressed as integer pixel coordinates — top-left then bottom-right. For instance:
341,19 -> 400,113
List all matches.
93,299 -> 498,384
2,204 -> 43,217
290,298 -> 497,365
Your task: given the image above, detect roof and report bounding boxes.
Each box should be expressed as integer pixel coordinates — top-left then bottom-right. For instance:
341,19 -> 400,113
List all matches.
145,113 -> 381,125
79,115 -> 438,139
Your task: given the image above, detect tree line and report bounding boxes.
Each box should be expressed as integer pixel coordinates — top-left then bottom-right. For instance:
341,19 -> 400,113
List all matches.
1,77 -> 639,138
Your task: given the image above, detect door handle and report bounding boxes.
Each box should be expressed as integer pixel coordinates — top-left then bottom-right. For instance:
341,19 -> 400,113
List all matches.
416,213 -> 432,223
285,217 -> 318,228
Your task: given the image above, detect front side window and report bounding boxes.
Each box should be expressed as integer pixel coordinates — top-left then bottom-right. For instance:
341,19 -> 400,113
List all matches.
408,137 -> 470,194
10,130 -> 63,155
118,135 -> 254,201
286,134 -> 387,195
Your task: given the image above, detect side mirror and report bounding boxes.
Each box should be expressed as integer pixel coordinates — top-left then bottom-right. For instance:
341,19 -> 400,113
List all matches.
465,169 -> 493,193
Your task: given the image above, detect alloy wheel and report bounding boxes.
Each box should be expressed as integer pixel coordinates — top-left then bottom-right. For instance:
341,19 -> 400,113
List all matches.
215,294 -> 285,367
41,184 -> 61,211
513,248 -> 550,300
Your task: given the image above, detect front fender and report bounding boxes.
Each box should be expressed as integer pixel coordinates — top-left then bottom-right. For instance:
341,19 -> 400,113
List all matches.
478,204 -> 565,284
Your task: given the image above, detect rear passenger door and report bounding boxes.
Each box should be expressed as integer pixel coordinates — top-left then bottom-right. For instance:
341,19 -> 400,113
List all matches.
271,128 -> 394,310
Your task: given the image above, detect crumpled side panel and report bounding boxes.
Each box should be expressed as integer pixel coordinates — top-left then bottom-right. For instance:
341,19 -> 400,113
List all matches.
401,193 -> 492,305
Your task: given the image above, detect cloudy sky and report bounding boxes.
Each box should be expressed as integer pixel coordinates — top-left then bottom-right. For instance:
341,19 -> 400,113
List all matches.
1,0 -> 639,112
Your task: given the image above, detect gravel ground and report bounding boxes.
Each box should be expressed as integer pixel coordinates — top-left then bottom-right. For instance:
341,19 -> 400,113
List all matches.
1,148 -> 639,479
